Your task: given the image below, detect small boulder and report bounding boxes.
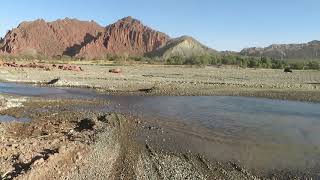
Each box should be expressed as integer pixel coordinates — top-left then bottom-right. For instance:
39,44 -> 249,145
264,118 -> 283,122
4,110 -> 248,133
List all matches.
109,68 -> 122,73
284,67 -> 293,73
75,118 -> 95,132
47,78 -> 60,85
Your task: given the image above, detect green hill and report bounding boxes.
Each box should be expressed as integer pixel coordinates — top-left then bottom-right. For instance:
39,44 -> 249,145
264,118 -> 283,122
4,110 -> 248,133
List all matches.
148,36 -> 218,59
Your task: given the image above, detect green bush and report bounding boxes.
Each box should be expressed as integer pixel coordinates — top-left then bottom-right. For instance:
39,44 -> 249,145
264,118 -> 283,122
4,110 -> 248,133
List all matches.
166,56 -> 185,65
248,58 -> 259,68
260,57 -> 272,68
271,59 -> 285,69
184,55 -> 209,65
290,62 -> 305,70
307,61 -> 320,70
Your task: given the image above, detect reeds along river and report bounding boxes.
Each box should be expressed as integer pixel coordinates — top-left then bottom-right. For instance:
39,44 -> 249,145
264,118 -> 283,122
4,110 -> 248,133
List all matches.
1,82 -> 320,171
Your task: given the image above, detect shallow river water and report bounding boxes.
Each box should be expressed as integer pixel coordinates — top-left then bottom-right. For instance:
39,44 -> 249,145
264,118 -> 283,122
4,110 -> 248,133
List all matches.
1,82 -> 320,171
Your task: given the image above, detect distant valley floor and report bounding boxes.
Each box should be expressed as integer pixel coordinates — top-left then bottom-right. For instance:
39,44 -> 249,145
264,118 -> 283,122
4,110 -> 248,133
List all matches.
0,63 -> 319,102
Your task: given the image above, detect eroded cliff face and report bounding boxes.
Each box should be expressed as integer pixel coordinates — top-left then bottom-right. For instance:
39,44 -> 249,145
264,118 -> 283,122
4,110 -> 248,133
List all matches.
77,16 -> 170,58
0,17 -> 170,59
0,18 -> 104,57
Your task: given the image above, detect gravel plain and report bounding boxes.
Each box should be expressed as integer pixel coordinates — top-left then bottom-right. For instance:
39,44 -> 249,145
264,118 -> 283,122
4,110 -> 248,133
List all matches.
0,64 -> 319,101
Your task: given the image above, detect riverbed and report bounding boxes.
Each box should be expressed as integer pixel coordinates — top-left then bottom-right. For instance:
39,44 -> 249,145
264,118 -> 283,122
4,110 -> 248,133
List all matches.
1,82 -> 320,175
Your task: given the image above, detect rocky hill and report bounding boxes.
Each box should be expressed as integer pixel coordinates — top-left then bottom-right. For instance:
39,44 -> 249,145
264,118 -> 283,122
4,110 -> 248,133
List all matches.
0,17 -> 217,59
240,40 -> 320,60
77,16 -> 170,58
148,36 -> 217,59
0,18 -> 104,57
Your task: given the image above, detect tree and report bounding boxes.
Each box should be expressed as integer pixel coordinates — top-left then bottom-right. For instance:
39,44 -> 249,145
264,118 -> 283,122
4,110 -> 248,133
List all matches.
261,57 -> 272,68
271,59 -> 285,69
248,58 -> 258,68
166,56 -> 185,65
290,62 -> 305,70
307,61 -> 320,70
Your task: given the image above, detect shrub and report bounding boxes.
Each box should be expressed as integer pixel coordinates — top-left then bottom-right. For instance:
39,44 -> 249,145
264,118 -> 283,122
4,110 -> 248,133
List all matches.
184,55 -> 209,65
166,56 -> 185,65
248,58 -> 259,68
307,61 -> 320,70
271,60 -> 286,69
290,62 -> 305,70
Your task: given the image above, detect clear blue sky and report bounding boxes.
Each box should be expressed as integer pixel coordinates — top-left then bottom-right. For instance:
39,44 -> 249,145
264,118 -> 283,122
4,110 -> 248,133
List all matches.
1,0 -> 319,51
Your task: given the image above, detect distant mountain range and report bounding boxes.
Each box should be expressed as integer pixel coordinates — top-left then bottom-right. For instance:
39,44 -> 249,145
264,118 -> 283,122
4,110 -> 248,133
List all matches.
240,41 -> 320,60
0,16 -> 319,60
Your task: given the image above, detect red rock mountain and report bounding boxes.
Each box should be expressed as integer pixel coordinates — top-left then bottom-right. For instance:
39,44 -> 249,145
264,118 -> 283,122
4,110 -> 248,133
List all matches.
0,17 -> 170,58
0,18 -> 104,57
77,16 -> 170,58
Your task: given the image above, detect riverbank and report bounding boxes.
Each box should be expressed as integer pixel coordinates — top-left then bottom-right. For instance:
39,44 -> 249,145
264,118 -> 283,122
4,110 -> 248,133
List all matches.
0,94 -> 26,111
0,64 -> 319,102
0,95 -> 318,179
0,97 -> 262,179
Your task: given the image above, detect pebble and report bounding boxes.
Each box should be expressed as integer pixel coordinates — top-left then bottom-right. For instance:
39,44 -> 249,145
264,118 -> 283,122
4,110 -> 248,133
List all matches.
33,158 -> 45,165
76,152 -> 82,160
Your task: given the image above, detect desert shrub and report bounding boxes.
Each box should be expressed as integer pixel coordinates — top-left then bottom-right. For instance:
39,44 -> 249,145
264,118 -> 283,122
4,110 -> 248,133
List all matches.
184,55 -> 209,65
208,55 -> 221,65
130,56 -> 144,61
239,59 -> 248,68
129,56 -> 160,62
104,54 -> 121,61
248,58 -> 259,68
260,57 -> 272,68
166,56 -> 185,65
307,61 -> 320,70
290,62 -> 305,70
271,59 -> 285,69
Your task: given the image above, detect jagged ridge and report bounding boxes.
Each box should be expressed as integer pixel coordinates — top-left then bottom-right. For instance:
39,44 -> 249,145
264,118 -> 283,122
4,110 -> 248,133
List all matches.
0,16 -> 216,59
76,16 -> 170,58
0,18 -> 104,57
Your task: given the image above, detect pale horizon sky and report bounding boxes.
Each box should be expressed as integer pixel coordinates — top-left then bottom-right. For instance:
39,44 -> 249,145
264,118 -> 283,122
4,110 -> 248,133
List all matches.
1,0 -> 319,51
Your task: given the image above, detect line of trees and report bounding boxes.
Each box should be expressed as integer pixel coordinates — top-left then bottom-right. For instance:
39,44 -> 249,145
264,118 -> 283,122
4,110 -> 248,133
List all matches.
165,54 -> 320,70
1,53 -> 319,70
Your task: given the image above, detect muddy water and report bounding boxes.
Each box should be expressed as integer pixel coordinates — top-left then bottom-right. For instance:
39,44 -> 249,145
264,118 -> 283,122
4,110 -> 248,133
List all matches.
106,96 -> 320,171
1,82 -> 320,171
0,115 -> 31,122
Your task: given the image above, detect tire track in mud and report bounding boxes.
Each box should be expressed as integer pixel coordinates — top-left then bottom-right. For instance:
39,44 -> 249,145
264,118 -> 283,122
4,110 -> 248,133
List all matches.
64,113 -> 260,180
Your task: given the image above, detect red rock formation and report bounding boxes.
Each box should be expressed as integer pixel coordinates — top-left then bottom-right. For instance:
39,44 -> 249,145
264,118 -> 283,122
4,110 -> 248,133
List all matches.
77,16 -> 170,58
0,18 -> 104,57
0,17 -> 170,59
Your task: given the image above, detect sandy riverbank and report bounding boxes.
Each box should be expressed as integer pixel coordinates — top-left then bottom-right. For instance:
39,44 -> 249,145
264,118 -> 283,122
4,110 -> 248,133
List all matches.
0,64 -> 319,101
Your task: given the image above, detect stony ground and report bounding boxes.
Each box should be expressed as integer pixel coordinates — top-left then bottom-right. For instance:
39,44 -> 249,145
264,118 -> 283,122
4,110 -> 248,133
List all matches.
0,97 -> 271,180
0,64 -> 319,101
0,64 -> 319,179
